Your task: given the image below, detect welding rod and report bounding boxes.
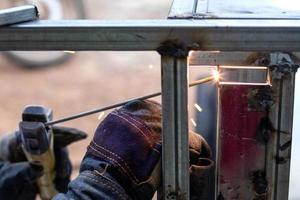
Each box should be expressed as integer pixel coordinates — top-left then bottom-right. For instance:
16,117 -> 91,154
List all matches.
45,76 -> 215,126
0,5 -> 39,26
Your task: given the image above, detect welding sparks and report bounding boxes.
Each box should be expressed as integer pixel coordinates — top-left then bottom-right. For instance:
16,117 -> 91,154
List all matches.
212,69 -> 220,82
194,103 -> 203,112
188,50 -> 195,57
98,112 -> 105,120
190,118 -> 197,127
63,50 -> 76,54
148,64 -> 154,69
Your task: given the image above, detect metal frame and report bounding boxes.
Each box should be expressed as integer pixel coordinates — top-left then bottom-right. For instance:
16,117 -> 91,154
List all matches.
1,19 -> 300,51
168,0 -> 300,19
160,54 -> 190,199
0,0 -> 300,199
0,5 -> 38,26
189,51 -> 298,200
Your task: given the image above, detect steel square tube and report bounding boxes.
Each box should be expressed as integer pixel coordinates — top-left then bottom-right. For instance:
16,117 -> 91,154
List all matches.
0,5 -> 38,26
1,19 -> 300,51
161,55 -> 189,199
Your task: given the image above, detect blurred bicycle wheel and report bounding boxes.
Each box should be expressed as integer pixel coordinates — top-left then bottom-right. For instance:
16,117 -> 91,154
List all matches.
1,0 -> 85,68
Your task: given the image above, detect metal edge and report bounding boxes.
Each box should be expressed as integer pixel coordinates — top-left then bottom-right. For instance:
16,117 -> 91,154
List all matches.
168,0 -> 197,19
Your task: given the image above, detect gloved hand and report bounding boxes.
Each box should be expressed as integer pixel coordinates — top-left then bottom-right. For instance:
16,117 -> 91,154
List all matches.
84,100 -> 162,200
0,161 -> 43,200
0,126 -> 87,200
189,131 -> 214,200
82,100 -> 213,200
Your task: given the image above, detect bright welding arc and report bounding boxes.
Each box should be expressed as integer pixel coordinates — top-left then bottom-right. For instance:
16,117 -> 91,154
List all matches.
98,112 -> 105,120
194,103 -> 203,112
212,69 -> 221,82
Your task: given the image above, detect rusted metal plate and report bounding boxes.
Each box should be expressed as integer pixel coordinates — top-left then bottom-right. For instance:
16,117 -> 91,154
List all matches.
216,53 -> 298,200
218,85 -> 268,199
189,51 -> 298,199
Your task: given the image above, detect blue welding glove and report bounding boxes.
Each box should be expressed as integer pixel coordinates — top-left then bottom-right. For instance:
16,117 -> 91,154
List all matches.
54,101 -> 212,200
81,101 -> 213,200
84,100 -> 162,200
0,126 -> 87,200
0,161 -> 43,200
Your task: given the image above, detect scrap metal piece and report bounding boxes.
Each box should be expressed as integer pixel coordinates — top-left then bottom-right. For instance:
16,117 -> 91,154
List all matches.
0,5 -> 39,26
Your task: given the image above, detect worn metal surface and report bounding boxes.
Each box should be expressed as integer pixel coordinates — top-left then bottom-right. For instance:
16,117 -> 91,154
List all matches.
216,57 -> 270,199
168,0 -> 197,19
194,0 -> 300,19
169,0 -> 300,19
218,66 -> 270,85
190,51 -> 298,200
265,53 -> 298,200
1,20 -> 300,51
0,5 -> 38,26
161,54 -> 189,199
189,52 -> 255,66
218,84 -> 267,200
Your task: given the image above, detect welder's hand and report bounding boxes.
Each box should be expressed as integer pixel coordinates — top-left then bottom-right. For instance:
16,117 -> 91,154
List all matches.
84,100 -> 162,200
52,126 -> 88,149
189,131 -> 212,164
0,126 -> 87,163
189,131 -> 214,200
0,161 -> 43,200
0,126 -> 87,199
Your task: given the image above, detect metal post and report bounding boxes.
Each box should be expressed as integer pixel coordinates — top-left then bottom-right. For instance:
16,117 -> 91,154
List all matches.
158,43 -> 190,199
266,53 -> 298,200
